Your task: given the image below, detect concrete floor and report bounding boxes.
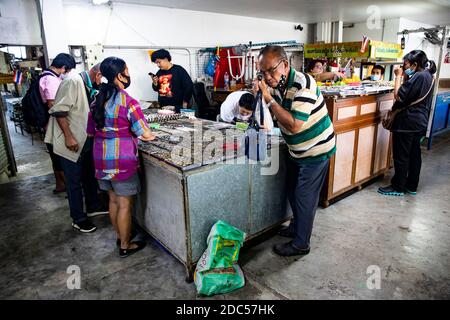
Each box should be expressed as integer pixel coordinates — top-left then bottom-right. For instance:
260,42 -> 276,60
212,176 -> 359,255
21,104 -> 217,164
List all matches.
0,119 -> 449,299
0,119 -> 52,184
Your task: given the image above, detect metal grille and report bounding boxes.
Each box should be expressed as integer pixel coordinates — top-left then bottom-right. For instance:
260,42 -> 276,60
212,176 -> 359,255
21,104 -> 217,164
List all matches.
195,50 -> 213,81
192,43 -> 304,81
0,126 -> 8,174
0,106 -> 10,175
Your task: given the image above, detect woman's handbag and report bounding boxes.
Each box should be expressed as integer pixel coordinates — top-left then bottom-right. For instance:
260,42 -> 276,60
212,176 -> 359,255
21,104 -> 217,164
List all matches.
382,78 -> 435,131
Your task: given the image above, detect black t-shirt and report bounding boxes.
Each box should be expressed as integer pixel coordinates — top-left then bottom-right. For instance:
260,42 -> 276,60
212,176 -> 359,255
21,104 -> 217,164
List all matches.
152,64 -> 193,108
392,70 -> 434,133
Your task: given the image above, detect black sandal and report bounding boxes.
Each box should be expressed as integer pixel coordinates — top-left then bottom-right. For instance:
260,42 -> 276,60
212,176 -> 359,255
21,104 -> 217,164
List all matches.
119,241 -> 146,258
116,230 -> 138,247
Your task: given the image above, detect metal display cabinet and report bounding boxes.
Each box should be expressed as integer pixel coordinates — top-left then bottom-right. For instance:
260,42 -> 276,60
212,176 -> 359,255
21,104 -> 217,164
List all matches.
134,129 -> 291,281
428,90 -> 450,149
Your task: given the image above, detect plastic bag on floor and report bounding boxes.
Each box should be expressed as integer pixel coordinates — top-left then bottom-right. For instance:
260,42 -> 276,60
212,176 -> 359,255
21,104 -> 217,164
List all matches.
194,220 -> 246,296
194,264 -> 245,296
196,220 -> 246,272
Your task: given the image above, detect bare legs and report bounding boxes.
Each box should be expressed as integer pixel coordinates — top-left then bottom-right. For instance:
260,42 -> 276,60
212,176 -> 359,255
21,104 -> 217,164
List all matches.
107,190 -> 137,250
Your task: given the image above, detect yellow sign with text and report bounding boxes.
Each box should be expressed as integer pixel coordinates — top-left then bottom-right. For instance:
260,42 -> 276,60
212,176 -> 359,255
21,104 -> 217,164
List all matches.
305,41 -> 403,60
370,41 -> 403,59
304,42 -> 370,58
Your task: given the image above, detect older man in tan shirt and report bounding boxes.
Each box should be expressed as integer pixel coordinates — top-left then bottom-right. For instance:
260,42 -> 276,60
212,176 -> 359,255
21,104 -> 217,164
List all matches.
45,64 -> 107,233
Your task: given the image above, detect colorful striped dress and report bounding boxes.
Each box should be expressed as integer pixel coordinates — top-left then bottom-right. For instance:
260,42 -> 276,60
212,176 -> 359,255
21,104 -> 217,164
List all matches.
87,89 -> 149,181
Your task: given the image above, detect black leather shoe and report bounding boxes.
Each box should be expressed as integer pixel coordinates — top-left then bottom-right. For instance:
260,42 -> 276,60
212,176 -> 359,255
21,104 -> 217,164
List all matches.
278,227 -> 295,238
273,242 -> 310,257
119,241 -> 146,258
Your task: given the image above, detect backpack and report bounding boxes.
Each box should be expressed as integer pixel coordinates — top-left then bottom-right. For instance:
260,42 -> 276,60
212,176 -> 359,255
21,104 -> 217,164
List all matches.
22,70 -> 58,129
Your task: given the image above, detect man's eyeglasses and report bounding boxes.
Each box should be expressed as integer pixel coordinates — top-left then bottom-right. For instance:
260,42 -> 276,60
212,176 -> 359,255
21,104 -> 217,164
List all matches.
259,60 -> 285,77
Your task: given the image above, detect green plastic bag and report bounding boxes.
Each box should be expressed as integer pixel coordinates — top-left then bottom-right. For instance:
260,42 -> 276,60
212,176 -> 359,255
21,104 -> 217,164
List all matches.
194,265 -> 245,296
196,220 -> 246,272
194,220 -> 246,296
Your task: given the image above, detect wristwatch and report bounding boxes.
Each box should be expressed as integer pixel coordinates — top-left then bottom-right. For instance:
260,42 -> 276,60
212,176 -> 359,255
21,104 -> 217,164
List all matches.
267,98 -> 276,109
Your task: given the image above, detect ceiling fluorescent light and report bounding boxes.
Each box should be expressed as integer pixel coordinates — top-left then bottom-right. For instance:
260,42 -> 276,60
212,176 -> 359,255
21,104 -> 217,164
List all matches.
92,0 -> 110,5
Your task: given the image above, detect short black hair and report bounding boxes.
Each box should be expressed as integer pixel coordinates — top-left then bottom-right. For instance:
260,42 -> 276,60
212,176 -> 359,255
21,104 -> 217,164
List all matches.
238,93 -> 255,111
151,49 -> 172,62
372,65 -> 385,75
51,53 -> 76,69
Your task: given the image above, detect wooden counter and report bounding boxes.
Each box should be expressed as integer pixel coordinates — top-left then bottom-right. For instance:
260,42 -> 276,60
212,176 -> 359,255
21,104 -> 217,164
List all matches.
321,92 -> 395,207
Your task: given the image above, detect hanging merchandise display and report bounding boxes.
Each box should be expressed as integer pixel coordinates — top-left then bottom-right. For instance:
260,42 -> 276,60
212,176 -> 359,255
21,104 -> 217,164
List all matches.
226,48 -> 247,81
213,47 -> 221,91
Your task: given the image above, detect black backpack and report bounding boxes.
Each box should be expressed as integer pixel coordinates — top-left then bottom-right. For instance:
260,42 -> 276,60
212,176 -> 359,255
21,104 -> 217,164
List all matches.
22,70 -> 58,129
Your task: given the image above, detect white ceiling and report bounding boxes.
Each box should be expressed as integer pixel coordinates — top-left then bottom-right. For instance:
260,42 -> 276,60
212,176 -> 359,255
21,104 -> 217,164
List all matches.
102,0 -> 450,25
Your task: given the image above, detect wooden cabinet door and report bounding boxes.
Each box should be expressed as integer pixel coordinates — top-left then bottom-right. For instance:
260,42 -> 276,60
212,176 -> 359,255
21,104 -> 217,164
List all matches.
373,98 -> 394,174
355,125 -> 376,183
332,130 -> 356,194
373,123 -> 391,174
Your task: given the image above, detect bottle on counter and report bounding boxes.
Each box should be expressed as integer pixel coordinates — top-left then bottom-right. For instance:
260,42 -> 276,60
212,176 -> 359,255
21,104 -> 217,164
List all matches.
230,79 -> 236,90
224,72 -> 230,90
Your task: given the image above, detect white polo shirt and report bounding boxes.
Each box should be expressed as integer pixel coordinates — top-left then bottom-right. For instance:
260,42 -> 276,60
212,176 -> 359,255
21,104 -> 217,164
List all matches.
220,91 -> 273,130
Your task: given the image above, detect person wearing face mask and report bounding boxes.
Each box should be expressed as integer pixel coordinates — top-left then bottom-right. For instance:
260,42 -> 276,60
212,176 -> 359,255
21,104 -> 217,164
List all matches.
220,91 -> 274,130
378,50 -> 436,197
364,65 -> 385,81
39,53 -> 76,194
88,57 -> 155,258
45,63 -> 108,233
151,49 -> 193,113
256,46 -> 335,257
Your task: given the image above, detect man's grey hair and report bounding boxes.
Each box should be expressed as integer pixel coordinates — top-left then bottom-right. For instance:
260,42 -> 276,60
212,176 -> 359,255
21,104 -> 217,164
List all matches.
91,63 -> 101,73
258,45 -> 288,61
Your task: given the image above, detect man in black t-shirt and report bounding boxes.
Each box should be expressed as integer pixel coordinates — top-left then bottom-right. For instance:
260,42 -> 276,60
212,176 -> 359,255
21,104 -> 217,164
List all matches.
151,49 -> 193,113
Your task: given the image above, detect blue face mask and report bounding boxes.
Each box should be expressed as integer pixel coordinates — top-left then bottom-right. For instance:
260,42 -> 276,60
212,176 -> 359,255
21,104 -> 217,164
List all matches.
370,74 -> 381,81
405,68 -> 415,77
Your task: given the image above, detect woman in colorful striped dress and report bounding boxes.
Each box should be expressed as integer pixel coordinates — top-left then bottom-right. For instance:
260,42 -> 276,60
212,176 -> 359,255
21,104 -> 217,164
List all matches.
88,57 -> 155,258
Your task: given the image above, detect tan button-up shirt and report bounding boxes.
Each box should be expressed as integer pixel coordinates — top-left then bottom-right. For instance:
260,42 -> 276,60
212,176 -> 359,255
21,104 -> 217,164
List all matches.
44,74 -> 90,163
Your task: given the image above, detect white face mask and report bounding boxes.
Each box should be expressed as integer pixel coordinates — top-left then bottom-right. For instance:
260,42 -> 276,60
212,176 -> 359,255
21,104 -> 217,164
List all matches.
61,69 -> 71,80
240,114 -> 251,121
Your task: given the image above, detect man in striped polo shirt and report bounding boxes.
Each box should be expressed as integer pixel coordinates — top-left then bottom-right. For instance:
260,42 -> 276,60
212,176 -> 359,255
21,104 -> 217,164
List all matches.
256,45 -> 336,256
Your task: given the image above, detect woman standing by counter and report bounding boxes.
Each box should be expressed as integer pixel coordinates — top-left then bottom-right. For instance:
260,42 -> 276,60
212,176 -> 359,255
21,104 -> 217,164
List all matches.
378,50 -> 436,197
88,57 -> 155,258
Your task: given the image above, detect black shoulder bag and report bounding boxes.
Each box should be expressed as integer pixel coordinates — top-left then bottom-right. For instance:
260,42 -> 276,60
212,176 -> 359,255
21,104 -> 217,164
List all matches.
382,78 -> 435,131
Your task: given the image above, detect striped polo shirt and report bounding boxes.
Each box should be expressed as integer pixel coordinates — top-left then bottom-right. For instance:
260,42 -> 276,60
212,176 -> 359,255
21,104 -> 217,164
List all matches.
272,68 -> 336,164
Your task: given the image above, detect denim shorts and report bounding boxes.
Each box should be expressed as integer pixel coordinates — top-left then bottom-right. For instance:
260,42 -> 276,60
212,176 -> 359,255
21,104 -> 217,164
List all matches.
98,174 -> 141,196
